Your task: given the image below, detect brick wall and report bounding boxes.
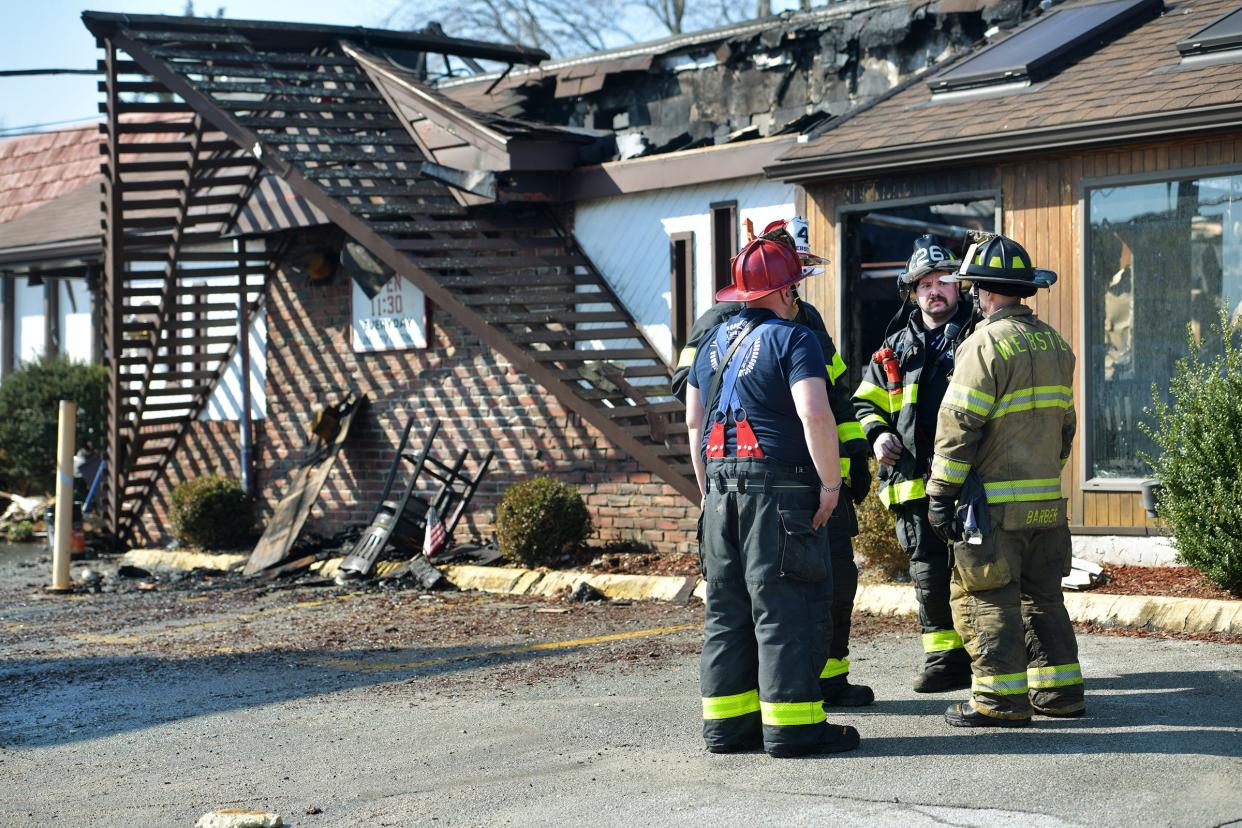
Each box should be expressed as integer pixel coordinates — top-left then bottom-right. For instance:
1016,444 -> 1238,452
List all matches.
136,260 -> 697,554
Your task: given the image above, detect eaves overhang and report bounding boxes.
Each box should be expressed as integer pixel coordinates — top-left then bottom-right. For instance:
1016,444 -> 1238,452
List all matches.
766,103 -> 1242,183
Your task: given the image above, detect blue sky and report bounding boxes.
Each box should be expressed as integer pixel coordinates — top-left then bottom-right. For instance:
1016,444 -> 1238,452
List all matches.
0,0 -> 446,133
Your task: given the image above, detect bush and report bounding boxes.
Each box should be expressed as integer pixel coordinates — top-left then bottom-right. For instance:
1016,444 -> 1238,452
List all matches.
7,521 -> 34,543
853,458 -> 908,580
495,477 -> 593,567
169,476 -> 255,550
1140,305 -> 1242,595
0,358 -> 106,494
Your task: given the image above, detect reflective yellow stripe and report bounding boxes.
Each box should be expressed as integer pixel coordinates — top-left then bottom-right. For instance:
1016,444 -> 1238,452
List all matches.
840,456 -> 850,479
1028,662 -> 1083,689
991,385 -> 1073,419
827,352 -> 847,384
837,421 -> 865,444
859,412 -> 889,430
879,477 -> 925,506
922,630 -> 963,653
855,380 -> 918,416
972,671 -> 1029,695
983,477 -> 1062,504
676,346 -> 696,369
930,456 -> 970,486
943,383 -> 994,417
760,700 -> 827,727
702,689 -> 761,720
820,657 -> 850,679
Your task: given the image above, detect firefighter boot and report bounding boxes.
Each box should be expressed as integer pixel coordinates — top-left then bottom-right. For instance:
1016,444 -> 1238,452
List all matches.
913,646 -> 972,693
821,675 -> 875,707
944,701 -> 1030,728
767,724 -> 861,758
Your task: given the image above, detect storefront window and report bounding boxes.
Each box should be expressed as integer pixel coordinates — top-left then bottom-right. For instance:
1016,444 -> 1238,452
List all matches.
1086,172 -> 1242,480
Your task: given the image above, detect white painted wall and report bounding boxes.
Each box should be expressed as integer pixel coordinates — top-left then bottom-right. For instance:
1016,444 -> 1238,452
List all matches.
57,279 -> 93,364
574,175 -> 795,365
14,277 -> 44,364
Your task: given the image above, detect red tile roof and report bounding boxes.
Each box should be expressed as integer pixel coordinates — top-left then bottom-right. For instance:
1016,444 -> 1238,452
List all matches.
0,125 -> 99,224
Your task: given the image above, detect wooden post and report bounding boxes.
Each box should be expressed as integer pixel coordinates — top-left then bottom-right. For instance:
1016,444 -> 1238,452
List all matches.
237,238 -> 254,497
51,400 -> 77,593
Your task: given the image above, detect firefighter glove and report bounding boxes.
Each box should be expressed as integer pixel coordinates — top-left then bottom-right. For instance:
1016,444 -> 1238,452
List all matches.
928,495 -> 959,543
848,450 -> 871,505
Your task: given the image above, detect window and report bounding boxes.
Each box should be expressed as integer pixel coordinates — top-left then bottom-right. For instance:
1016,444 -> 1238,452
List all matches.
928,0 -> 1160,93
0,275 -> 13,378
1085,172 -> 1242,481
1178,7 -> 1242,57
669,231 -> 695,356
710,201 -> 738,295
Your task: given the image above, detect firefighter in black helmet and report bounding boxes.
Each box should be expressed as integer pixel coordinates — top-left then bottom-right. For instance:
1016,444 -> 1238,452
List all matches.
853,234 -> 974,693
926,233 -> 1083,726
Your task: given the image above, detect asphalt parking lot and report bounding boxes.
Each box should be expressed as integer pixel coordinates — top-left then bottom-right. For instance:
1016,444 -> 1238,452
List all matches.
1,545 -> 1240,827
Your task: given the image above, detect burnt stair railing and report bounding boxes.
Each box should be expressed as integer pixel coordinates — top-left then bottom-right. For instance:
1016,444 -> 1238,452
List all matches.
89,13 -> 698,545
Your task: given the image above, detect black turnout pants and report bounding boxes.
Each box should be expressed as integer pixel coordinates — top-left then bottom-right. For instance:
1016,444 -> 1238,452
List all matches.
895,500 -> 970,675
699,458 -> 833,753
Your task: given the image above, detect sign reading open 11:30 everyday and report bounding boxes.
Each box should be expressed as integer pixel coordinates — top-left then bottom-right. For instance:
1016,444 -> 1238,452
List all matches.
351,275 -> 428,352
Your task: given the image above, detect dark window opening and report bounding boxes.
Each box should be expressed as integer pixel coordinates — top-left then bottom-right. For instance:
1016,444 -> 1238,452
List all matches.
929,0 -> 1160,93
711,201 -> 738,296
841,198 -> 996,391
1178,7 -> 1242,57
669,231 -> 695,357
44,275 -> 60,360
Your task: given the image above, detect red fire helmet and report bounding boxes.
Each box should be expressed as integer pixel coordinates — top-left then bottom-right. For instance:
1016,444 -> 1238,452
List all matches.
716,238 -> 804,303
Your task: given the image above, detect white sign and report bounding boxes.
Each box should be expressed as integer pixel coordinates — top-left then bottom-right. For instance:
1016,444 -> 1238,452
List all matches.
351,275 -> 428,352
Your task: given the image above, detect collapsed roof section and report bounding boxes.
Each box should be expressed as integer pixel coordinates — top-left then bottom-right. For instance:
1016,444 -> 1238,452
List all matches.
440,0 -> 1041,161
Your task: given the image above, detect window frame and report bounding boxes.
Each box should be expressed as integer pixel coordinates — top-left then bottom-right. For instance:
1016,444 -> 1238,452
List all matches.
1079,162 -> 1242,491
668,230 -> 695,360
833,189 -> 1003,386
709,200 -> 738,296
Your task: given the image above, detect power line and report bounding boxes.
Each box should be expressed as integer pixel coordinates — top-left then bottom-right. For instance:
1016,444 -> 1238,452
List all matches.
0,69 -> 102,77
0,116 -> 101,136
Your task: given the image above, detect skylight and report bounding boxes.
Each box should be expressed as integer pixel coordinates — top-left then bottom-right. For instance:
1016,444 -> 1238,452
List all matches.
928,0 -> 1162,94
1177,8 -> 1242,57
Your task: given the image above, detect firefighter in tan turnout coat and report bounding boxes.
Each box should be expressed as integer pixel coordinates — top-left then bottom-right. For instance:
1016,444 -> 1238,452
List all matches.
924,234 -> 1086,727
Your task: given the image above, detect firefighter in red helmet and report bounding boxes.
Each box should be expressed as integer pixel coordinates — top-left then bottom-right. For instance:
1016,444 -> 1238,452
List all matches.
686,238 -> 861,758
673,217 -> 874,709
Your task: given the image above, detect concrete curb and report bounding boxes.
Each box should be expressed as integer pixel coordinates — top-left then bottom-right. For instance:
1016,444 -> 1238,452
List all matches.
117,550 -> 1241,635
442,564 -> 697,604
123,548 -> 248,572
846,583 -> 1242,636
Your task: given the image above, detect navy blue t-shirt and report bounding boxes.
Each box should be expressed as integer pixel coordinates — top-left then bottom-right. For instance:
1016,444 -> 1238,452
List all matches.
686,308 -> 829,465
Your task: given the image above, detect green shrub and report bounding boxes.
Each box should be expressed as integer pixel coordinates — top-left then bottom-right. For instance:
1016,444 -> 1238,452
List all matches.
169,476 -> 255,550
495,477 -> 593,567
0,358 -> 106,494
7,521 -> 34,543
853,458 -> 908,580
1140,305 -> 1242,595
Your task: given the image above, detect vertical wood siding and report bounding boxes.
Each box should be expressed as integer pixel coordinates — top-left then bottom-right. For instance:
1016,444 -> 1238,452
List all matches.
802,132 -> 1242,531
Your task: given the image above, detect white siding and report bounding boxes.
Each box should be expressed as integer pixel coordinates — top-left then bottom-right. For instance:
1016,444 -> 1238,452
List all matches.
574,176 -> 795,365
14,277 -> 44,364
57,279 -> 93,364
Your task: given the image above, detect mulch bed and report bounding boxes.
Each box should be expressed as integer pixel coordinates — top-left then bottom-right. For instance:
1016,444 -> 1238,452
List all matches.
1092,565 -> 1238,601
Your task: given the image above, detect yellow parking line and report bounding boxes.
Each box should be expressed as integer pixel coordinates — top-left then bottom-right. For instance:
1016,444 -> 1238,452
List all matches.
305,622 -> 698,673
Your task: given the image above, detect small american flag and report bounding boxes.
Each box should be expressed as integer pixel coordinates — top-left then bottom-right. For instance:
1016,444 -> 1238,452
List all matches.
423,505 -> 448,558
